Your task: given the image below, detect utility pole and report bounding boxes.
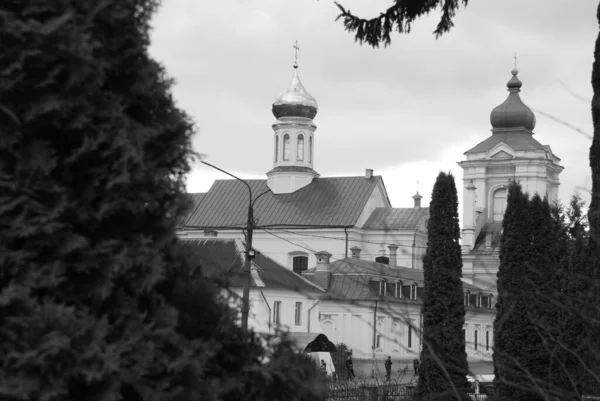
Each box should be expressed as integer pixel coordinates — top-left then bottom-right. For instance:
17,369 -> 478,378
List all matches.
201,161 -> 269,330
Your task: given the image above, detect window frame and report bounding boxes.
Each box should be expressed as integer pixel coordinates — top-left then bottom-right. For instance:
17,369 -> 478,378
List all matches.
488,294 -> 494,309
395,281 -> 402,298
273,301 -> 281,325
380,279 -> 387,297
474,329 -> 478,351
410,283 -> 418,300
485,330 -> 490,351
464,291 -> 471,307
294,302 -> 302,325
408,324 -> 413,348
283,134 -> 290,161
292,255 -> 309,274
297,134 -> 304,161
275,134 -> 279,162
309,136 -> 313,163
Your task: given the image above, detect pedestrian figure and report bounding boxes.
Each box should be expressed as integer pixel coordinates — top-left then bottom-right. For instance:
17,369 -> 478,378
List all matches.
320,360 -> 327,377
345,355 -> 355,380
413,357 -> 420,376
385,356 -> 393,381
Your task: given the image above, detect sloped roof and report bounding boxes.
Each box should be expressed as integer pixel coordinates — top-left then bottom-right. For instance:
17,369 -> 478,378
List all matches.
184,176 -> 383,229
464,132 -> 546,154
362,207 -> 429,230
303,258 -> 489,310
179,238 -> 323,293
468,223 -> 502,256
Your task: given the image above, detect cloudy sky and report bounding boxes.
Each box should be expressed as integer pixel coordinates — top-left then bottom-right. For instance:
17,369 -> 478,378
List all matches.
149,0 -> 596,211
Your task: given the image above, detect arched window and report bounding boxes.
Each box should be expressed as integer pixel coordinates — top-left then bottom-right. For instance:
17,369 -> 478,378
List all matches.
410,283 -> 418,300
292,255 -> 308,274
274,135 -> 279,162
474,330 -> 478,350
283,134 -> 290,161
380,279 -> 387,296
464,291 -> 470,306
395,281 -> 402,298
488,294 -> 494,309
297,134 -> 304,161
309,136 -> 313,163
493,188 -> 507,221
486,330 -> 490,351
476,293 -> 482,308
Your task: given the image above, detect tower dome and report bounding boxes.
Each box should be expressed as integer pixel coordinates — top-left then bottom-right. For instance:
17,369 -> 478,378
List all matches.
272,66 -> 318,120
489,69 -> 536,131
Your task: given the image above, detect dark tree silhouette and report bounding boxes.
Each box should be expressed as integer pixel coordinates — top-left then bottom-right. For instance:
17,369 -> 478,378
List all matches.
417,172 -> 469,399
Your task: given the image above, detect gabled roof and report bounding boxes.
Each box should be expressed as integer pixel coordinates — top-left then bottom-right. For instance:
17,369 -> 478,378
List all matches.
303,258 -> 489,310
362,207 -> 429,230
184,176 -> 384,229
464,132 -> 546,154
179,238 -> 323,293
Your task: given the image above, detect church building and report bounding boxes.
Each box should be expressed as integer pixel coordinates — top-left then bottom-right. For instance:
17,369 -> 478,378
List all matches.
178,60 -> 562,367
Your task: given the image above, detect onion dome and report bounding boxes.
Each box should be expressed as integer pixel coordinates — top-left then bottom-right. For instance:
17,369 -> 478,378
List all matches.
490,69 -> 536,131
272,66 -> 318,120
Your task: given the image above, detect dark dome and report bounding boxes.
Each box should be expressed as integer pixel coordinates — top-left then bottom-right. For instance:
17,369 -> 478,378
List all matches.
272,67 -> 318,119
490,69 -> 536,131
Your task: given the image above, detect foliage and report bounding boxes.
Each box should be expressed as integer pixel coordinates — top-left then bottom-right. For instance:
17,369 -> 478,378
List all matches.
334,0 -> 469,47
157,250 -> 328,401
0,0 -> 197,400
417,172 -> 469,399
493,183 -> 578,401
0,1 -> 327,401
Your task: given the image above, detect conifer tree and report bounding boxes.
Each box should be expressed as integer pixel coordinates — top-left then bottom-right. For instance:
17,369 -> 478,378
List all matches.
494,185 -> 568,401
0,1 -> 196,400
417,172 -> 469,399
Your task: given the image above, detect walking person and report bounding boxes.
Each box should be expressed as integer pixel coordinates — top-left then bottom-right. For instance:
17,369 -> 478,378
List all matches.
385,356 -> 393,382
345,355 -> 355,380
413,357 -> 420,376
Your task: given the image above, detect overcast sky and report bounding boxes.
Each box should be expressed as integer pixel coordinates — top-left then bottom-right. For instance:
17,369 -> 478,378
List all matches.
149,0 -> 596,212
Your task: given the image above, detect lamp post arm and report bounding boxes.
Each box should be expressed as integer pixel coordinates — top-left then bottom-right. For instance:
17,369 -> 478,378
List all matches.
201,161 -> 253,204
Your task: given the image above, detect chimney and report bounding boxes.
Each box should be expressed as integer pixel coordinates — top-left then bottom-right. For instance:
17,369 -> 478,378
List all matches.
314,251 -> 332,290
412,191 -> 423,208
365,169 -> 373,179
350,246 -> 362,259
388,244 -> 398,267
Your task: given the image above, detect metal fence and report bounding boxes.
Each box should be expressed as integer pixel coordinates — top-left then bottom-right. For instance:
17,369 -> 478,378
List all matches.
325,381 -> 488,401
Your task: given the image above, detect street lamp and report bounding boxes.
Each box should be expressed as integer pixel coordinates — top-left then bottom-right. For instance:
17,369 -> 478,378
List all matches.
201,161 -> 269,330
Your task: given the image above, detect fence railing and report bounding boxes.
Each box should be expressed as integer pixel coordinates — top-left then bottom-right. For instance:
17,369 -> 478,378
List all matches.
325,381 -> 488,401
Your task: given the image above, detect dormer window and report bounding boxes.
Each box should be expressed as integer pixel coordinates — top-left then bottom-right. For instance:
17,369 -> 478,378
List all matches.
379,279 -> 387,296
410,283 -> 418,300
283,134 -> 290,161
488,294 -> 494,309
476,293 -> 482,308
464,291 -> 471,307
395,281 -> 402,298
297,134 -> 304,161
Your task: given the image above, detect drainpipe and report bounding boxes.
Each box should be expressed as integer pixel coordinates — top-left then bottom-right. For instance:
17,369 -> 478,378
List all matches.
307,300 -> 321,333
260,291 -> 272,333
344,227 -> 349,259
372,300 -> 378,378
412,230 -> 418,269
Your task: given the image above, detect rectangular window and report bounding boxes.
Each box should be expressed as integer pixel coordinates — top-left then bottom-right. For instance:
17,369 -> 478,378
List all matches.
376,334 -> 382,349
486,331 -> 490,351
293,256 -> 308,274
273,301 -> 281,325
474,330 -> 478,351
408,324 -> 412,348
295,302 -> 302,325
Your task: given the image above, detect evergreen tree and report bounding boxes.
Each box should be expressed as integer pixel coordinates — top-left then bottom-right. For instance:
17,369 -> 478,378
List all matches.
493,184 -> 569,401
417,172 -> 469,400
0,1 -> 198,400
0,2 -> 330,400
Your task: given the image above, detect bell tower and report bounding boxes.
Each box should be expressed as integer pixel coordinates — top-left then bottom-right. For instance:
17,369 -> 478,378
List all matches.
458,68 -> 563,292
267,44 -> 319,194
